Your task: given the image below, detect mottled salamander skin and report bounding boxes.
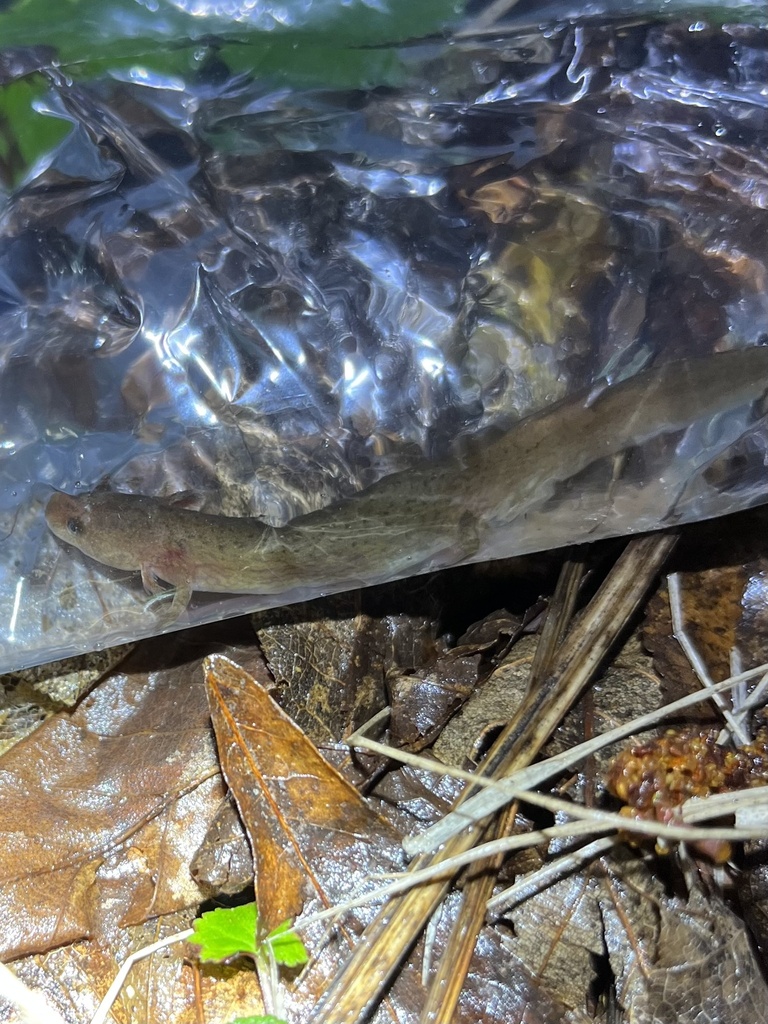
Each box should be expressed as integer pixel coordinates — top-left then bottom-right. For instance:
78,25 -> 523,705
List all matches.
46,348 -> 768,617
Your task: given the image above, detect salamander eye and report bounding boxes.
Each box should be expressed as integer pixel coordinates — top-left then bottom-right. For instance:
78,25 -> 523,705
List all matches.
67,517 -> 84,536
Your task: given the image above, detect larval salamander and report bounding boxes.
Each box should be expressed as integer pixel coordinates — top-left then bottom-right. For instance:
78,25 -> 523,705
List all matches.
46,348 -> 768,617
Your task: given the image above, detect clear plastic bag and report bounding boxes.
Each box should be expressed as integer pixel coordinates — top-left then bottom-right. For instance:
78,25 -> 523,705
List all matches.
3,2 -> 768,672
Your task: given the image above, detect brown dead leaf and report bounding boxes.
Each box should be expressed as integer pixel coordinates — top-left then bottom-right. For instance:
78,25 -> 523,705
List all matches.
644,509 -> 768,698
432,637 -> 534,766
0,635 -> 224,960
503,871 -> 604,1011
203,653 -> 402,935
190,796 -> 254,897
388,650 -> 482,751
202,655 -> 599,1023
644,569 -> 746,695
551,638 -> 666,773
455,609 -> 522,650
499,841 -> 768,1024
253,590 -> 441,744
0,910 -> 263,1024
600,855 -> 768,1024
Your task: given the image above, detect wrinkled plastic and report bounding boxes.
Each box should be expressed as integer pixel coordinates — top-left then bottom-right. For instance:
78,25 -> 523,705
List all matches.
3,7 -> 768,672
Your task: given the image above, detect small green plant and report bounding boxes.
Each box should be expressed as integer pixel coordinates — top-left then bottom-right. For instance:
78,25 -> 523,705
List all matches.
190,902 -> 309,1024
229,1017 -> 289,1024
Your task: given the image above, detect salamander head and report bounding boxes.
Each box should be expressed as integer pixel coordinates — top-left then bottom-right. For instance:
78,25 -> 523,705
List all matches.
45,490 -> 155,573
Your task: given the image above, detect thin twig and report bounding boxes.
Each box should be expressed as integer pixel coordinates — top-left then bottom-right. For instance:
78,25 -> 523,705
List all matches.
90,929 -> 193,1024
682,786 -> 768,828
404,661 -> 768,854
668,572 -> 750,745
296,791 -> 768,933
487,836 -> 615,916
311,533 -> 677,1023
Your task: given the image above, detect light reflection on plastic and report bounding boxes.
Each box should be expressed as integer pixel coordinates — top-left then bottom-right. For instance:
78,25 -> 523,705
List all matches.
420,355 -> 444,378
122,67 -> 186,92
170,325 -> 201,358
343,357 -> 370,390
743,571 -> 768,609
8,577 -> 23,641
143,325 -> 170,368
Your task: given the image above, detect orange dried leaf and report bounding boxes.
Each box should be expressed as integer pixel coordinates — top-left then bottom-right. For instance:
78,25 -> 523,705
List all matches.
203,654 -> 401,936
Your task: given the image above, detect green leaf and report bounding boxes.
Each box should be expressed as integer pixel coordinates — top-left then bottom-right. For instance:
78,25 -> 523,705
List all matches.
265,922 -> 309,969
189,904 -> 309,970
189,902 -> 258,963
0,77 -> 70,187
228,1017 -> 288,1024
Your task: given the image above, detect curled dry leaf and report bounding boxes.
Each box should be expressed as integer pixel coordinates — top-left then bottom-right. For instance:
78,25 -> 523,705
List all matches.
432,636 -> 534,766
388,650 -> 482,752
190,796 -> 255,897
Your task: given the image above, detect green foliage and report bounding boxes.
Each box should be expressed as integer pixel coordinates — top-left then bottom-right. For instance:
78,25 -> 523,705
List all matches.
190,902 -> 308,968
228,1016 -> 288,1024
0,0 -> 462,181
0,0 -> 463,85
264,921 -> 309,969
190,902 -> 259,963
0,77 -> 69,187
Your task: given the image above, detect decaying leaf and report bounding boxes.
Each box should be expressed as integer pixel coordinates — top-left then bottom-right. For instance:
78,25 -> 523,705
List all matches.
499,842 -> 768,1024
253,589 -> 442,744
644,509 -> 768,699
0,909 -> 264,1024
388,609 -> 526,752
432,637 -> 534,766
600,856 -> 768,1024
740,844 -> 768,959
0,644 -> 134,754
644,570 -> 746,697
502,871 -> 604,1012
203,653 -> 403,935
190,796 -> 254,897
551,640 -> 666,773
388,650 -> 482,751
0,635 -> 224,960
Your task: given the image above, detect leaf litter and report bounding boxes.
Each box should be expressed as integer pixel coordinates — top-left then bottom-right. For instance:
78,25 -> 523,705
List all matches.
1,522 -> 768,1021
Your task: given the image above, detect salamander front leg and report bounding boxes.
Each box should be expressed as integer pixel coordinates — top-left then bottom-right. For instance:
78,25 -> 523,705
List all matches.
140,564 -> 191,621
